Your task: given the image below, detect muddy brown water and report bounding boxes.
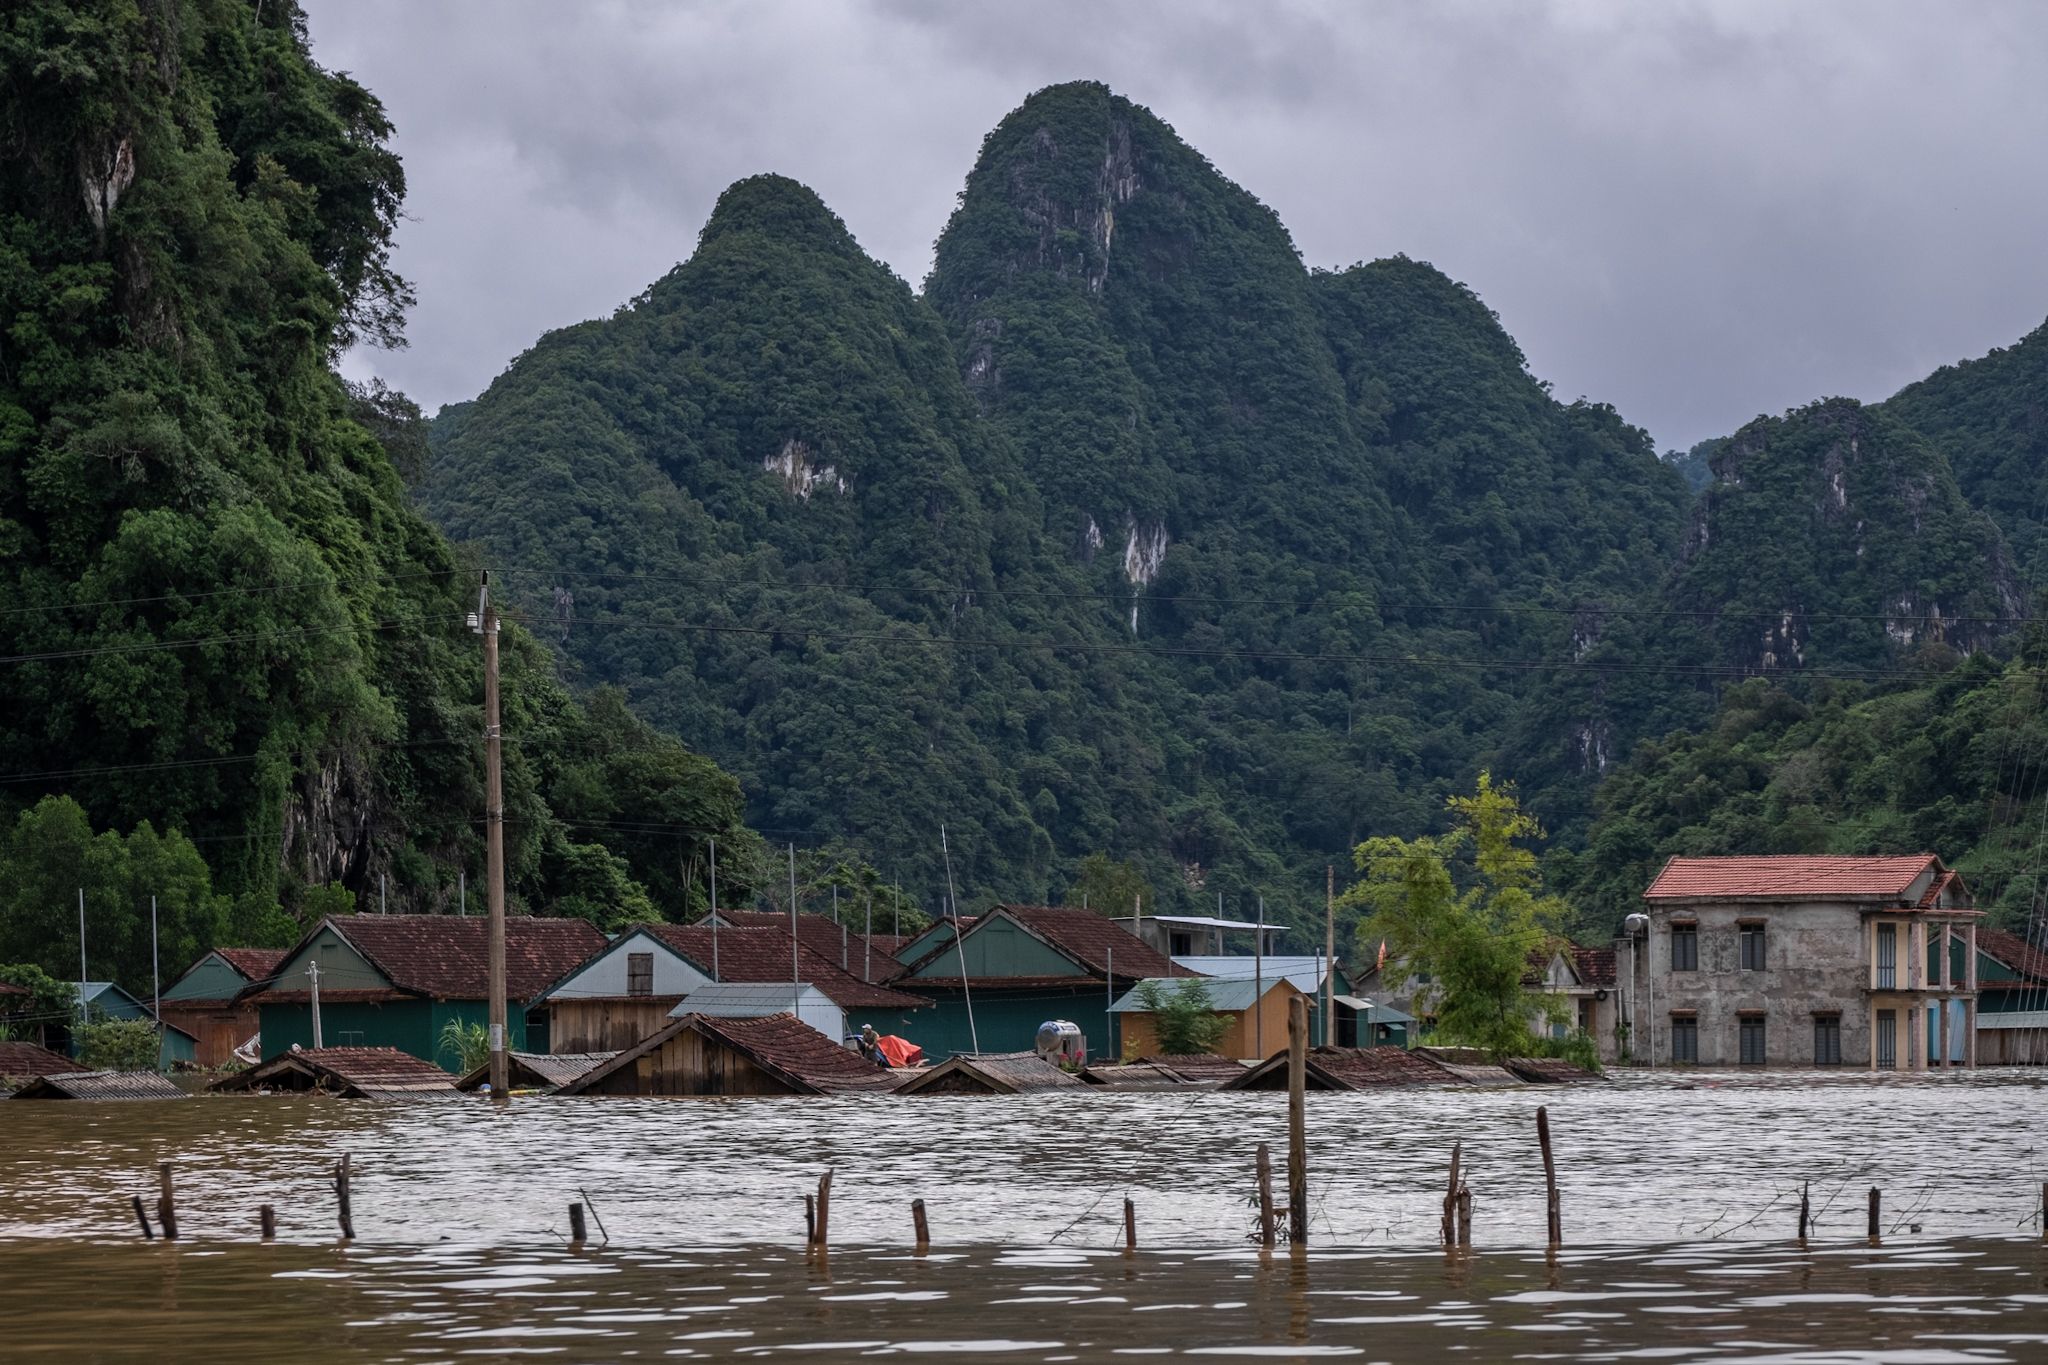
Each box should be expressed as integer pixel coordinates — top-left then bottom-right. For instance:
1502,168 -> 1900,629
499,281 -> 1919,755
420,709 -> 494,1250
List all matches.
4,1071 -> 2047,1361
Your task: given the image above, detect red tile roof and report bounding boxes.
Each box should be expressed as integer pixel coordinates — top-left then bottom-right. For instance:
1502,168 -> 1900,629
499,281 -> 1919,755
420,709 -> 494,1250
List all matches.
915,906 -> 1182,981
0,982 -> 27,997
215,948 -> 288,982
255,915 -> 607,1004
640,924 -> 926,1010
1572,946 -> 1617,988
211,1046 -> 458,1097
702,910 -> 901,981
1645,855 -> 1942,902
1224,1045 -> 1463,1091
562,1012 -> 902,1096
1977,927 -> 2048,983
0,1041 -> 87,1081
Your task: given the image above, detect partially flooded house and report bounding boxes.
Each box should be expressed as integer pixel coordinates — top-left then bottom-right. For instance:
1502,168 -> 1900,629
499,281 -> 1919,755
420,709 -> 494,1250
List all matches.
557,1013 -> 902,1097
160,947 -> 284,1067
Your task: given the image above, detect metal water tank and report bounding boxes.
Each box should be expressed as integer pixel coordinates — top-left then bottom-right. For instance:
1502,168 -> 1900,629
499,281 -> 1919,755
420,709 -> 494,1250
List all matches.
1035,1019 -> 1083,1062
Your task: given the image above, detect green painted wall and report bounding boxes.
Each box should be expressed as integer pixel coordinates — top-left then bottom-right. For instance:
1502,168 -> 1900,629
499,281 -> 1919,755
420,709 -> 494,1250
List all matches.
909,917 -> 1084,981
902,987 -> 1117,1062
271,925 -> 387,992
162,953 -> 249,1003
259,999 -> 537,1071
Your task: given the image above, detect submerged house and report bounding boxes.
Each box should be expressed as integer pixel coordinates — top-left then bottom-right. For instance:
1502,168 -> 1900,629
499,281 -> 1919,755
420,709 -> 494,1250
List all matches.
1108,976 -> 1307,1060
1637,854 -> 1980,1069
1177,955 -> 1363,1046
160,948 -> 284,1067
0,1041 -> 91,1087
244,915 -> 607,1068
558,1012 -> 903,1097
537,923 -> 927,1053
212,1046 -> 459,1098
1222,1046 -> 1466,1091
11,1070 -> 188,1101
1971,928 -> 2048,1065
454,1051 -> 616,1093
1525,944 -> 1622,1061
894,1051 -> 1083,1094
892,906 -> 1186,1061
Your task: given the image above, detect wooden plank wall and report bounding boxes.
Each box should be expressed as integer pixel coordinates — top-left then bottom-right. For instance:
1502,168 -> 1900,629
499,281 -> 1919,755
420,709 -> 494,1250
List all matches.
549,999 -> 683,1054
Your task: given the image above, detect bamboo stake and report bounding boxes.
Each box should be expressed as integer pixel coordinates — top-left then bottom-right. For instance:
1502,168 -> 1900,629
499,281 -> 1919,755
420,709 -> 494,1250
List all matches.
1286,993 -> 1309,1246
1255,1143 -> 1276,1248
1442,1141 -> 1462,1247
569,1202 -> 587,1246
156,1163 -> 179,1241
334,1153 -> 354,1241
1535,1106 -> 1560,1247
1456,1185 -> 1472,1247
131,1194 -> 153,1240
259,1204 -> 276,1242
2040,1180 -> 2047,1239
911,1198 -> 930,1253
815,1170 -> 833,1249
1123,1196 -> 1137,1253
1867,1187 -> 1880,1240
1797,1181 -> 1810,1240
804,1193 -> 816,1245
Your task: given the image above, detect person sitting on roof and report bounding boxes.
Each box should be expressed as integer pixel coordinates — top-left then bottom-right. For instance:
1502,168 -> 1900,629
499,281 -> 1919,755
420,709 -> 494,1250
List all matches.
857,1023 -> 891,1069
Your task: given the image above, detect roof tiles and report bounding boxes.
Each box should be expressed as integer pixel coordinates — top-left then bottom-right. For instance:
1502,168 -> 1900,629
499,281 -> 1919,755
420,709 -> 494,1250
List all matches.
640,924 -> 926,1010
212,1046 -> 459,1097
1645,855 -> 1941,902
214,948 -> 288,982
259,915 -> 606,1003
0,1042 -> 93,1082
564,1012 -> 903,1096
1977,927 -> 2048,983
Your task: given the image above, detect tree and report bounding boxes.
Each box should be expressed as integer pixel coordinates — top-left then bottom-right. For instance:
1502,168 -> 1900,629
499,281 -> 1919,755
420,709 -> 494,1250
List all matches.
1133,976 -> 1230,1055
1339,772 -> 1568,1057
0,963 -> 74,1046
1070,853 -> 1152,917
76,1018 -> 162,1071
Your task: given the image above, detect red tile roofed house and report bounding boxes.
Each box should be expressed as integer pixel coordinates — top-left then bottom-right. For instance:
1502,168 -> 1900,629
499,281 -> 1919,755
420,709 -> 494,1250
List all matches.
558,1012 -> 903,1097
702,909 -> 906,983
160,948 -> 289,1067
1522,944 -> 1624,1063
243,915 -> 606,1070
0,1041 -> 90,1088
1635,855 -> 1980,1071
893,906 -> 1193,1062
1969,927 -> 2048,1065
210,1046 -> 459,1098
534,923 -> 927,1054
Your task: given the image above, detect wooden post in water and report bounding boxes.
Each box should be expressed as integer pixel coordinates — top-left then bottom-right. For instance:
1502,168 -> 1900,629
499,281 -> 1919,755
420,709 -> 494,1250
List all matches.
569,1202 -> 587,1247
911,1198 -> 930,1253
815,1170 -> 833,1249
1867,1187 -> 1880,1240
131,1194 -> 154,1240
1535,1106 -> 1561,1247
2040,1180 -> 2047,1239
334,1153 -> 355,1241
260,1204 -> 276,1242
804,1193 -> 817,1245
1255,1143 -> 1276,1248
1123,1196 -> 1137,1254
156,1163 -> 179,1241
1797,1182 -> 1810,1241
1456,1185 -> 1472,1247
1287,993 -> 1309,1246
1441,1141 -> 1462,1247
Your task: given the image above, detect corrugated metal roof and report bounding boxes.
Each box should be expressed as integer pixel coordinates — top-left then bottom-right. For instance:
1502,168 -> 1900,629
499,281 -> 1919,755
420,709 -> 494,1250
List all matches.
1109,976 -> 1284,1013
1172,955 -> 1333,995
895,1051 -> 1083,1094
455,1051 -> 616,1091
667,982 -> 837,1018
1644,855 -> 1941,901
10,1070 -> 187,1100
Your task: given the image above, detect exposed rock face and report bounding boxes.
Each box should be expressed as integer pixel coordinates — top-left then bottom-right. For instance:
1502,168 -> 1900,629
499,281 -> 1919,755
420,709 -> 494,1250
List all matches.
79,137 -> 134,234
1121,517 -> 1168,631
763,439 -> 848,500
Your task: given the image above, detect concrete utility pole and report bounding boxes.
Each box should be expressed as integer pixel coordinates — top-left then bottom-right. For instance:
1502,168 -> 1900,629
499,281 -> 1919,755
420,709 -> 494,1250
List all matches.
475,571 -> 509,1096
307,959 -> 324,1049
1324,865 -> 1336,1047
77,887 -> 87,1031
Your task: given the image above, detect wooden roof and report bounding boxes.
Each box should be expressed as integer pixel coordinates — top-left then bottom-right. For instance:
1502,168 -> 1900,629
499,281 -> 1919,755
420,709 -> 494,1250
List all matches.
894,1051 -> 1083,1095
455,1051 -> 616,1092
560,1012 -> 903,1096
1503,1057 -> 1602,1084
0,1041 -> 89,1083
10,1070 -> 188,1100
1222,1046 -> 1466,1092
211,1046 -> 459,1098
255,915 -> 606,1003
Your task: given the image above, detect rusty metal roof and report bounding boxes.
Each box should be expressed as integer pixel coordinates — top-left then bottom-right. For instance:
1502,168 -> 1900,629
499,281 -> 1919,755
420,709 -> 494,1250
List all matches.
211,1046 -> 459,1098
1645,855 -> 1943,902
894,1051 -> 1083,1094
10,1070 -> 188,1100
561,1012 -> 903,1096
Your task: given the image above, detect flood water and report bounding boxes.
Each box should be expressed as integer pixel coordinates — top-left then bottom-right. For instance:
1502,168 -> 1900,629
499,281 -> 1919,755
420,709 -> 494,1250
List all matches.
4,1071 -> 2048,1361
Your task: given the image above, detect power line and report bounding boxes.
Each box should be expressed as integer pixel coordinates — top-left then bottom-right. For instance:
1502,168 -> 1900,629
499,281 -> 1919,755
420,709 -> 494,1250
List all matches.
0,568 -> 464,621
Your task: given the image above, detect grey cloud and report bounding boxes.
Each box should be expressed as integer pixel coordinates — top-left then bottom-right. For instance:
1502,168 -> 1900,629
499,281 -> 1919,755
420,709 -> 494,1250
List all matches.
311,0 -> 2048,451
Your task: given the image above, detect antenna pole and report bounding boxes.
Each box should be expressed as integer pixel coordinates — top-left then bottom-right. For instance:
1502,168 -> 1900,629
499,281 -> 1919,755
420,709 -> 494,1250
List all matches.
709,837 -> 720,979
788,844 -> 801,1020
864,895 -> 873,982
1256,895 -> 1266,1058
1324,864 -> 1336,1048
942,825 -> 978,1054
480,570 -> 509,1097
77,887 -> 86,1032
151,895 -> 162,1071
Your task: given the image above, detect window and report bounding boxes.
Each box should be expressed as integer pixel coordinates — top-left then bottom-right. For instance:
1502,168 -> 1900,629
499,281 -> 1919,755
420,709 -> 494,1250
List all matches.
626,952 -> 654,997
1671,924 -> 1698,972
1739,1015 -> 1767,1066
1876,923 -> 1896,989
1577,999 -> 1594,1034
1876,1009 -> 1897,1069
1813,1014 -> 1842,1067
1670,1015 -> 1698,1064
1739,922 -> 1767,970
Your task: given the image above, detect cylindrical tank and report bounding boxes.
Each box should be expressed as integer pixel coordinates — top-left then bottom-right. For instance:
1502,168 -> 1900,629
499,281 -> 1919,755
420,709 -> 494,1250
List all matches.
1035,1019 -> 1082,1060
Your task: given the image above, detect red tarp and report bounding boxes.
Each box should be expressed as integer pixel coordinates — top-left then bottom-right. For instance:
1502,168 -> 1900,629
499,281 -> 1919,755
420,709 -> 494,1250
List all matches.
876,1035 -> 924,1068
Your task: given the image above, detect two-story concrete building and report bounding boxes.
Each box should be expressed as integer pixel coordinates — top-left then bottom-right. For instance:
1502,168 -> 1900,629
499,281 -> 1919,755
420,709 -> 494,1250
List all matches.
1634,855 -> 1979,1069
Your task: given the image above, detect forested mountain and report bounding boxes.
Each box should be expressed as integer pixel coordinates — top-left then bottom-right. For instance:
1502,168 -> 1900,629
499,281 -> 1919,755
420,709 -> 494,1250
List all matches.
0,0 -> 752,989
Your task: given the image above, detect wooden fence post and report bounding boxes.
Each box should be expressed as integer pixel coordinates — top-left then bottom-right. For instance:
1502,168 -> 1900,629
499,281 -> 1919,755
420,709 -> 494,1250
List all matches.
1442,1141 -> 1462,1247
569,1202 -> 587,1246
334,1154 -> 354,1241
1123,1196 -> 1137,1253
911,1198 -> 930,1253
1867,1187 -> 1880,1240
1797,1181 -> 1810,1240
1456,1185 -> 1472,1247
1287,994 -> 1309,1246
804,1193 -> 816,1245
1255,1143 -> 1277,1248
260,1204 -> 276,1242
156,1163 -> 179,1241
815,1170 -> 832,1249
131,1194 -> 154,1240
1535,1106 -> 1560,1247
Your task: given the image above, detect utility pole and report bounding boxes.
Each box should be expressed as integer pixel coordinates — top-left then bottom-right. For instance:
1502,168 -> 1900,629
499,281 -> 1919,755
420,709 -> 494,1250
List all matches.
788,844 -> 801,1020
76,887 -> 87,1032
307,959 -> 324,1049
151,895 -> 162,1072
941,825 -> 978,1054
1256,895 -> 1266,1059
473,571 -> 508,1096
709,837 -> 720,980
1324,864 -> 1336,1048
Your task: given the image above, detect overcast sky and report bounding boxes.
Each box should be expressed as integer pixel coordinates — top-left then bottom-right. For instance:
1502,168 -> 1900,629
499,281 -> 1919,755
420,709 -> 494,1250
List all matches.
309,0 -> 2048,453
